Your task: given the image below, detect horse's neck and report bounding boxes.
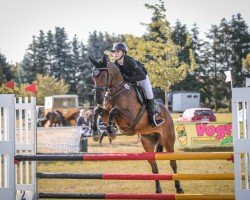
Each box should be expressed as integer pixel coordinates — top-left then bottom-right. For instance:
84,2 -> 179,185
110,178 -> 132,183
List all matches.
109,62 -> 123,86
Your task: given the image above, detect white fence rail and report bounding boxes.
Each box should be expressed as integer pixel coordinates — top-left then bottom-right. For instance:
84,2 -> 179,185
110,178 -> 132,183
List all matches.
0,94 -> 36,200
232,88 -> 250,200
0,94 -> 15,200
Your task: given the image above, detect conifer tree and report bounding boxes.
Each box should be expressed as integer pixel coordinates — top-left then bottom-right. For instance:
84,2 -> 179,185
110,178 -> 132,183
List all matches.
0,52 -> 12,84
53,27 -> 71,80
229,14 -> 250,87
69,35 -> 82,94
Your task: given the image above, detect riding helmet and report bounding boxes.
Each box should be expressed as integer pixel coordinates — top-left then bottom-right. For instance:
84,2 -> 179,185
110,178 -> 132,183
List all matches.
111,43 -> 128,53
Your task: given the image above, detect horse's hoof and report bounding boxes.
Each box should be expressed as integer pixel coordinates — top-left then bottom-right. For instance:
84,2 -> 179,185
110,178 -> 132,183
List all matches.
92,136 -> 100,142
176,188 -> 184,194
156,189 -> 162,193
108,130 -> 116,140
92,130 -> 101,142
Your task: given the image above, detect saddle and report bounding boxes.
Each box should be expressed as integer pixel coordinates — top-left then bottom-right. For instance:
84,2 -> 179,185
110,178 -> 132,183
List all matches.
133,84 -> 161,114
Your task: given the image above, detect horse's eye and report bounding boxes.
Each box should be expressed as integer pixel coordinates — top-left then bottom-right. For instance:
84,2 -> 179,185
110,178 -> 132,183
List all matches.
92,68 -> 100,77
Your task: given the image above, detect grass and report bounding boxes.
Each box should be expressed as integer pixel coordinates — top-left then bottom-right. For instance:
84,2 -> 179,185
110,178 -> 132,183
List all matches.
37,113 -> 235,199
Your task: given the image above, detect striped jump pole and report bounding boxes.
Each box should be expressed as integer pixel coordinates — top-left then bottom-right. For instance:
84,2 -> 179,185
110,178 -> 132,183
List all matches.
38,193 -> 235,200
15,152 -> 234,162
37,172 -> 240,180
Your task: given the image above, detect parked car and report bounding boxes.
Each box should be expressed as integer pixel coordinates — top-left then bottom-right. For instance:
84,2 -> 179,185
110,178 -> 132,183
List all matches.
178,108 -> 216,122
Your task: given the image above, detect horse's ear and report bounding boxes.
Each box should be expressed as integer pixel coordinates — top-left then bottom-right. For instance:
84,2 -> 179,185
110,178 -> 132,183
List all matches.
89,56 -> 99,67
103,55 -> 107,67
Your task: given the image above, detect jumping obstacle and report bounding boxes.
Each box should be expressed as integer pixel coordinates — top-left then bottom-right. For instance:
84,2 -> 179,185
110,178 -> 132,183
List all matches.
38,193 -> 235,200
1,90 -> 250,200
15,152 -> 234,161
37,172 -> 241,180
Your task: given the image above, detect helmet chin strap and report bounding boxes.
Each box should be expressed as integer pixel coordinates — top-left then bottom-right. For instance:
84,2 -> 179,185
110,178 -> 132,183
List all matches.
117,53 -> 125,61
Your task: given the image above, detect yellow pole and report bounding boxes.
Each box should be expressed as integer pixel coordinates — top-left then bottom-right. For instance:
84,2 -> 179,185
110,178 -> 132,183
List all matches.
175,194 -> 235,200
155,152 -> 233,160
172,174 -> 236,180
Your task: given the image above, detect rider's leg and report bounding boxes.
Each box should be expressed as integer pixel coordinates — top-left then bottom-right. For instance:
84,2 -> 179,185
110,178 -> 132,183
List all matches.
139,75 -> 163,126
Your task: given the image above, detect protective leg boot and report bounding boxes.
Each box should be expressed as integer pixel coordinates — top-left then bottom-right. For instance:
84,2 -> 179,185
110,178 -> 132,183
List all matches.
146,99 -> 164,127
107,124 -> 116,140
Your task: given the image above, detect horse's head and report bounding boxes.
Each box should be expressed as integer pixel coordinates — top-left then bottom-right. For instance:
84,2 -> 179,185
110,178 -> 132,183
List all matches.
89,55 -> 109,104
89,55 -> 125,105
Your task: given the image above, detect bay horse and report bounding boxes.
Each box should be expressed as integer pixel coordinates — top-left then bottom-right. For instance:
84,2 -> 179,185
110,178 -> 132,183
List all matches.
41,110 -> 68,127
89,56 -> 184,194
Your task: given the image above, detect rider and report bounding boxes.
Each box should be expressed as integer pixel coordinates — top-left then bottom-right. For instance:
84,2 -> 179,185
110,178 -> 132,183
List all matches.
109,42 -> 163,127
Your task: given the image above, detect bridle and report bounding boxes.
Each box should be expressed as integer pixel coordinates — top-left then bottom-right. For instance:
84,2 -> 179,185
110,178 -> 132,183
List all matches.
92,67 -> 110,92
92,65 -> 130,101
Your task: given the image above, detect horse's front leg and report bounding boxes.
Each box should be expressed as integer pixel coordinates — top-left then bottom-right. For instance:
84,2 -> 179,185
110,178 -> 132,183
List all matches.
106,107 -> 119,140
92,106 -> 108,142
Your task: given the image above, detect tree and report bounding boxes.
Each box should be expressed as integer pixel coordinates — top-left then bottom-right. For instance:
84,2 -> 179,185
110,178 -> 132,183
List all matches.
125,0 -> 196,103
45,30 -> 56,76
171,21 -> 199,92
69,35 -> 83,94
0,52 -> 12,84
77,42 -> 93,105
52,27 -> 71,80
19,34 -> 46,83
200,14 -> 250,110
33,74 -> 69,105
243,53 -> 250,71
229,14 -> 250,87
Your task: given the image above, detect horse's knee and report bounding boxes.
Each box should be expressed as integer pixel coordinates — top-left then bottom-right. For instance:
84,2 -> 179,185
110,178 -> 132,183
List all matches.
94,106 -> 103,115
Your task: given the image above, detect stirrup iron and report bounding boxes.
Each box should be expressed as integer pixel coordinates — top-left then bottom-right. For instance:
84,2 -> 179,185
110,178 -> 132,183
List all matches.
153,114 -> 165,126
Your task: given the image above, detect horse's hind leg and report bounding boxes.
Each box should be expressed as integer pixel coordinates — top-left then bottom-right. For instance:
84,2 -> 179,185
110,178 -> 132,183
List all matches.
161,133 -> 184,194
140,134 -> 162,193
170,160 -> 184,193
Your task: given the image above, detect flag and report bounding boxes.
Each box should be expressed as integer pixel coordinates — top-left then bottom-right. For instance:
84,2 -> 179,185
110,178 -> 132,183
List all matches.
4,80 -> 15,90
224,71 -> 232,82
25,84 -> 36,93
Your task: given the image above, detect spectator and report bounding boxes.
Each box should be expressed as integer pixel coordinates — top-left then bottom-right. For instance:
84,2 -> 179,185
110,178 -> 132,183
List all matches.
77,109 -> 88,126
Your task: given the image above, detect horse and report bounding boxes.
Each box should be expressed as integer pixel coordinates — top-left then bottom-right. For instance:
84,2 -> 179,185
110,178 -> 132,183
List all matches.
89,55 -> 184,194
41,110 -> 68,127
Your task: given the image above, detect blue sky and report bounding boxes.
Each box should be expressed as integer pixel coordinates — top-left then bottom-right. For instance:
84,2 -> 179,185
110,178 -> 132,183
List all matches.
0,0 -> 249,63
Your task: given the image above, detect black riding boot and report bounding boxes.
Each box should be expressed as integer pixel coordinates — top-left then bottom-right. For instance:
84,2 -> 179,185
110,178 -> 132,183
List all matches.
146,99 -> 164,127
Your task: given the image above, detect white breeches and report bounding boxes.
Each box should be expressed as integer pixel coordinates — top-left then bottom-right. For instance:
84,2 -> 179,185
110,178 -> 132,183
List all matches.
139,75 -> 154,99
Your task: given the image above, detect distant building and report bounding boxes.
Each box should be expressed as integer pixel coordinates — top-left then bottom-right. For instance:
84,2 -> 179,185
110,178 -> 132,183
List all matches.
167,91 -> 200,112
